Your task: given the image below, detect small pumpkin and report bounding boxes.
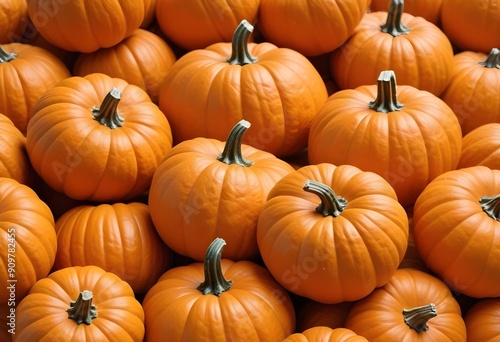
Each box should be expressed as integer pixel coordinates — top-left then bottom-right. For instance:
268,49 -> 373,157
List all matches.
0,0 -> 28,44
464,298 -> 500,341
458,123 -> 500,170
283,327 -> 368,342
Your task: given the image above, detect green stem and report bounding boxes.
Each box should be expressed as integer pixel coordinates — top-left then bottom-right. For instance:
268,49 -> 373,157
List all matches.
0,45 -> 17,63
217,119 -> 254,166
402,303 -> 437,333
369,70 -> 404,113
478,48 -> 500,69
303,180 -> 347,217
480,194 -> 500,221
66,290 -> 98,325
381,0 -> 411,37
197,238 -> 233,296
92,87 -> 124,129
226,19 -> 258,65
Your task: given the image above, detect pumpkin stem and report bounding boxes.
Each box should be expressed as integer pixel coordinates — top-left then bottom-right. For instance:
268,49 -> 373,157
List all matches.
197,237 -> 233,296
478,48 -> 500,69
381,0 -> 411,37
227,19 -> 258,65
303,180 -> 347,217
66,290 -> 98,325
92,87 -> 124,129
0,45 -> 17,63
217,119 -> 254,166
402,303 -> 437,333
369,70 -> 404,113
480,194 -> 500,220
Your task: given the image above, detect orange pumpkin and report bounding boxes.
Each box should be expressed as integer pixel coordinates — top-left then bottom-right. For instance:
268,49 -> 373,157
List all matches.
0,114 -> 32,185
398,206 -> 428,272
283,327 -> 368,342
0,0 -> 28,44
370,0 -> 443,25
464,298 -> 500,341
458,123 -> 500,170
1,303 -> 13,341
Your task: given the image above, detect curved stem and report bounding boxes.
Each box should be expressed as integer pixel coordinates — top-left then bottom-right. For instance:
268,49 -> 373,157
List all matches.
403,303 -> 437,333
303,180 -> 347,217
0,45 -> 17,63
380,0 -> 411,37
92,87 -> 124,129
197,238 -> 233,296
217,119 -> 254,166
226,19 -> 258,65
478,48 -> 500,69
480,194 -> 500,221
369,70 -> 404,113
66,290 -> 98,325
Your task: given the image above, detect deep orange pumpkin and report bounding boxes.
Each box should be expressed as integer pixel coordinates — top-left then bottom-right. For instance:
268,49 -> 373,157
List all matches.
464,298 -> 500,341
0,0 -> 28,44
458,123 -> 500,170
283,327 -> 368,342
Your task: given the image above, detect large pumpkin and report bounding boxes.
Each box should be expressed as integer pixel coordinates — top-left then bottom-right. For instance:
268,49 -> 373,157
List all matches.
0,0 -> 28,44
464,298 -> 500,341
257,163 -> 409,304
26,73 -> 173,202
158,19 -> 328,157
458,123 -> 500,170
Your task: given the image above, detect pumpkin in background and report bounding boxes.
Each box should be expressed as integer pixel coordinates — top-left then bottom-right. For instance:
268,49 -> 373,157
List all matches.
27,0 -> 145,53
1,303 -> 13,341
13,265 -> 145,342
141,0 -> 157,28
283,327 -> 368,342
142,238 -> 296,341
257,163 -> 409,304
155,0 -> 260,51
464,298 -> 500,341
0,43 -> 71,134
26,73 -> 172,202
458,123 -> 500,170
158,19 -> 328,157
73,28 -> 177,104
148,120 -> 295,261
398,206 -> 428,272
370,0 -> 443,26
0,0 -> 28,44
0,177 -> 56,303
331,0 -> 455,96
441,48 -> 500,136
257,0 -> 369,57
296,300 -> 355,332
441,0 -> 500,53
413,166 -> 500,298
344,268 -> 466,341
53,202 -> 173,296
308,70 -> 462,207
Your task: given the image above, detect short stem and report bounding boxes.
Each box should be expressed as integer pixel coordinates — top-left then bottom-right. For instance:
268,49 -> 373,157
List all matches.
92,87 -> 124,129
197,238 -> 233,296
226,19 -> 258,65
380,0 -> 411,37
66,290 -> 98,325
478,48 -> 500,69
0,45 -> 17,63
303,180 -> 347,217
480,194 -> 500,221
369,70 -> 404,113
403,303 -> 437,333
216,119 -> 254,166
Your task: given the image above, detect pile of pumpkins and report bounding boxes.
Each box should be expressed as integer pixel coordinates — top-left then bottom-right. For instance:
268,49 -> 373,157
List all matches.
0,0 -> 499,340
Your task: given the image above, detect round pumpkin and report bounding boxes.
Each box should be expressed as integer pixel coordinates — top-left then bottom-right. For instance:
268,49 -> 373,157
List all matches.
257,163 -> 409,304
13,265 -> 145,341
308,70 -> 462,207
458,123 -> 500,170
413,166 -> 500,298
142,238 -> 296,341
0,0 -> 28,44
158,19 -> 328,157
26,73 -> 173,202
283,327 -> 368,342
370,0 -> 443,25
464,298 -> 500,341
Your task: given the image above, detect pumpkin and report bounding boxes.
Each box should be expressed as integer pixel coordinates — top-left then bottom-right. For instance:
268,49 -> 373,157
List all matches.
440,48 -> 500,136
256,163 -> 409,304
413,166 -> 500,298
0,177 -> 57,303
1,303 -> 13,341
283,327 -> 368,342
0,0 -> 28,44
308,70 -> 462,207
73,28 -> 177,104
0,43 -> 71,134
52,202 -> 173,296
330,0 -> 455,96
464,298 -> 500,341
296,300 -> 355,332
344,268 -> 466,341
370,0 -> 443,25
148,119 -> 295,261
13,265 -> 145,341
441,0 -> 500,53
141,0 -> 157,28
142,237 -> 296,341
158,19 -> 328,157
27,0 -> 145,53
155,0 -> 261,51
458,123 -> 500,170
257,0 -> 369,56
26,73 -> 173,202
398,206 -> 428,272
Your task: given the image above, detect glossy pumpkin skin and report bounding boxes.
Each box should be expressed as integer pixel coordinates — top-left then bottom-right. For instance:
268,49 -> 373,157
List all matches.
26,73 -> 173,202
0,177 -> 56,303
73,28 -> 177,104
0,114 -> 32,185
13,265 -> 145,342
0,43 -> 71,134
53,202 -> 173,296
458,123 -> 500,170
464,298 -> 500,341
413,166 -> 500,298
27,0 -> 145,53
257,163 -> 409,304
283,327 -> 368,342
344,268 -> 466,341
0,0 -> 28,44
370,0 -> 443,25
